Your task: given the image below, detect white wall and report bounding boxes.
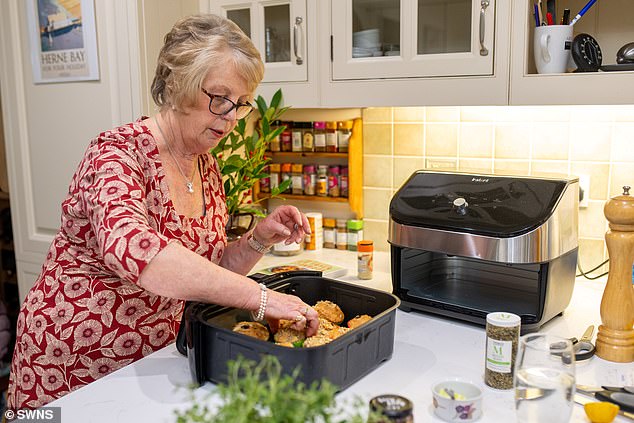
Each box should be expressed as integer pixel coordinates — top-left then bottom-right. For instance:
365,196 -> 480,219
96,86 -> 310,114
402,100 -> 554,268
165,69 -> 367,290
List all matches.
0,1 -> 147,301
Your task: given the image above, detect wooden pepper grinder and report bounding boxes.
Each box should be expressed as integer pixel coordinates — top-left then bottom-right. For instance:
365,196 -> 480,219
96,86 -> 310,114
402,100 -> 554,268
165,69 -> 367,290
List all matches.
595,185 -> 634,362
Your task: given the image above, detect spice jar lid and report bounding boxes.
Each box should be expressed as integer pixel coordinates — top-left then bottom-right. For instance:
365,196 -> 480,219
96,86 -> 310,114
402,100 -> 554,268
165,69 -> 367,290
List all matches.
486,312 -> 521,327
369,394 -> 413,419
335,219 -> 347,228
280,163 -> 292,172
313,121 -> 326,130
358,240 -> 373,252
323,218 -> 336,227
347,219 -> 363,230
269,163 -> 280,171
338,120 -> 353,129
303,164 -> 316,173
326,121 -> 337,129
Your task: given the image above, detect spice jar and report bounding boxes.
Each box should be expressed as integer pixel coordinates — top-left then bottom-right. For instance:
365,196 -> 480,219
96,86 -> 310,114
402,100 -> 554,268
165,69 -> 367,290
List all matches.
303,164 -> 316,196
304,212 -> 323,251
335,219 -> 347,250
316,165 -> 328,197
323,218 -> 336,249
340,166 -> 349,198
268,163 -> 280,191
337,120 -> 353,153
280,163 -> 292,193
269,120 -> 281,152
325,121 -> 338,153
291,122 -> 303,152
327,165 -> 340,197
259,165 -> 271,194
281,123 -> 292,152
485,312 -> 521,390
357,240 -> 373,280
291,163 -> 303,195
369,394 -> 413,423
302,122 -> 314,152
271,239 -> 303,256
346,219 -> 363,251
313,121 -> 326,152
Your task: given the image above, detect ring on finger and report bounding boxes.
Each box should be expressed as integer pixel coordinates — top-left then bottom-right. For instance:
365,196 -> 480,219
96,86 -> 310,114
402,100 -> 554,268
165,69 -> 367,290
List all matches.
294,314 -> 303,322
303,306 -> 310,315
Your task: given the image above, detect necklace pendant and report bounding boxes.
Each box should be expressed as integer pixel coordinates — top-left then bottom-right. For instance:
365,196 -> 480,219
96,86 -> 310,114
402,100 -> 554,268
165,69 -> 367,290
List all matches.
186,182 -> 194,193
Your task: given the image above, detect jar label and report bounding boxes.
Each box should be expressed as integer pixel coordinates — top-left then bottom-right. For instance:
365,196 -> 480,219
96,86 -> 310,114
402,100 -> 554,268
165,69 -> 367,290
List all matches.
486,338 -> 512,373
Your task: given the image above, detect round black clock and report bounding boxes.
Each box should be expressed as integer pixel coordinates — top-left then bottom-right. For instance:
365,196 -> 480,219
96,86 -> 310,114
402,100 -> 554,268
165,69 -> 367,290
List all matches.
572,33 -> 603,72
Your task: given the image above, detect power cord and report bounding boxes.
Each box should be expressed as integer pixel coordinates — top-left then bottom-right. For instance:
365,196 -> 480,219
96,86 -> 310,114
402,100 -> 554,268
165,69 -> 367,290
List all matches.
576,256 -> 609,280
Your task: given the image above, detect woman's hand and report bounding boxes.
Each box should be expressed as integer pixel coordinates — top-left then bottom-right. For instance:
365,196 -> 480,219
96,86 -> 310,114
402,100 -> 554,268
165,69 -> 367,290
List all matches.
264,290 -> 320,337
252,205 -> 310,247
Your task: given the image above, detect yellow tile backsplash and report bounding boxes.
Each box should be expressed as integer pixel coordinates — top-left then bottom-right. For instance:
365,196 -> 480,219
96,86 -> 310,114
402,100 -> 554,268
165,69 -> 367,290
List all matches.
362,104 -> 634,275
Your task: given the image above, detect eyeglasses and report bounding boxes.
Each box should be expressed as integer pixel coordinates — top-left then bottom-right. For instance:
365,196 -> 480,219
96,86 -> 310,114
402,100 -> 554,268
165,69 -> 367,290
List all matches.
201,88 -> 254,120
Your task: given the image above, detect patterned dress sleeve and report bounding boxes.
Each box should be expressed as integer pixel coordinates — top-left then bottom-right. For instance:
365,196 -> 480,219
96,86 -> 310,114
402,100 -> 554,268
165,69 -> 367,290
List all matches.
77,142 -> 170,285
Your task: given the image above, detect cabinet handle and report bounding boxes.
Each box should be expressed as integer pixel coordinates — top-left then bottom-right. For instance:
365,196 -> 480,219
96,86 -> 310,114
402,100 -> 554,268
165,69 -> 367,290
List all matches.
479,0 -> 489,56
293,16 -> 304,65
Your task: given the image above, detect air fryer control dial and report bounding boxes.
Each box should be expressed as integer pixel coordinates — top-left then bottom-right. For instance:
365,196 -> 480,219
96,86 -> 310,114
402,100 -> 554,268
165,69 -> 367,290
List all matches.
453,197 -> 469,215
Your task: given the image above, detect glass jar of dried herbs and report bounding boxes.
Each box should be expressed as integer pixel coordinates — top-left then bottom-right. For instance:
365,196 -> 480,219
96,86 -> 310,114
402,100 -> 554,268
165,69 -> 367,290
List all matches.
484,312 -> 521,390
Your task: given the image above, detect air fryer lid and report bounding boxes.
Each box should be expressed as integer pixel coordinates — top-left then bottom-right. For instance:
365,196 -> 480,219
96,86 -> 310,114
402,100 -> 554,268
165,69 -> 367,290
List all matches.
390,172 -> 569,237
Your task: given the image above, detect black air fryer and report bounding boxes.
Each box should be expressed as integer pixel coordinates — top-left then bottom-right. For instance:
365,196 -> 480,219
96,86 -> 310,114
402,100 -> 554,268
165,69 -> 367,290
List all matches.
389,170 -> 579,332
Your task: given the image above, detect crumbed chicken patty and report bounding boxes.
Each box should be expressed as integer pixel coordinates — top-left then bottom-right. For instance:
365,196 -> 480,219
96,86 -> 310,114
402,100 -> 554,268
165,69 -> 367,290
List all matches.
347,314 -> 372,329
313,300 -> 344,324
232,321 -> 270,341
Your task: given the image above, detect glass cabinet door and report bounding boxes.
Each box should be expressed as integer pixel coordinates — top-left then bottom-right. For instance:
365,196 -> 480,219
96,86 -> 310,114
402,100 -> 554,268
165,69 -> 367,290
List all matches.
209,0 -> 307,83
332,0 -> 495,80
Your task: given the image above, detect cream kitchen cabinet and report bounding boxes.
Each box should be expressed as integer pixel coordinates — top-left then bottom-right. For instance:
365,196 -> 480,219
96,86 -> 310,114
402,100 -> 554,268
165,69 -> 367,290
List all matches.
509,0 -> 634,105
202,0 -> 320,107
320,0 -> 511,107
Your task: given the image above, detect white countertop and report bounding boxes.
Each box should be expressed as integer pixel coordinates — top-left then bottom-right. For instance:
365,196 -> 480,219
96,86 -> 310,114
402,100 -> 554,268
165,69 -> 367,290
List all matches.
50,249 -> 633,422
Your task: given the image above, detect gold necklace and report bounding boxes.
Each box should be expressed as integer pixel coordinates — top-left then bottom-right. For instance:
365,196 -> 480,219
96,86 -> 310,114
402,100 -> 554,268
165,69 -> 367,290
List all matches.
154,115 -> 197,194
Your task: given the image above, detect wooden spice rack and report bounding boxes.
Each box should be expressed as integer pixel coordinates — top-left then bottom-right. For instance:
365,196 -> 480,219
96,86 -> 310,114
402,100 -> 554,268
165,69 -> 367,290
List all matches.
254,118 -> 364,218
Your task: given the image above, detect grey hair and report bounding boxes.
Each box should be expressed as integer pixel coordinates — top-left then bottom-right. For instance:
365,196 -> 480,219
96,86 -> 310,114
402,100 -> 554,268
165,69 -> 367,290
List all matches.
151,14 -> 264,110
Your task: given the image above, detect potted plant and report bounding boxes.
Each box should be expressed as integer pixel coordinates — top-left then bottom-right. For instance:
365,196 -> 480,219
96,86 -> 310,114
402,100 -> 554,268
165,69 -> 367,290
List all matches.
174,355 -> 381,423
211,89 -> 291,240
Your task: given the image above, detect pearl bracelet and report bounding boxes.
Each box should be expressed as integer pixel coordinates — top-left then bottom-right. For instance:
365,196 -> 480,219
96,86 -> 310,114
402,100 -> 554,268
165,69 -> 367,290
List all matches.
253,283 -> 268,321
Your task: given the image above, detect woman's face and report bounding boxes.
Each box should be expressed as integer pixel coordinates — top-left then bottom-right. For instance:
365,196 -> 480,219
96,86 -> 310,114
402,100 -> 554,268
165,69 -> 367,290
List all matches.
176,61 -> 252,154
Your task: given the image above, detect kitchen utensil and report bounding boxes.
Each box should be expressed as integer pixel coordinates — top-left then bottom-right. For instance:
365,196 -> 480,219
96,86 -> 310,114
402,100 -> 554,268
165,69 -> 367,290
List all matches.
179,270 -> 400,390
570,325 -> 596,361
389,171 -> 578,333
575,394 -> 634,421
534,25 -> 574,74
616,42 -> 634,64
577,385 -> 634,412
515,334 -> 575,423
432,379 -> 483,422
572,33 -> 603,72
595,186 -> 634,363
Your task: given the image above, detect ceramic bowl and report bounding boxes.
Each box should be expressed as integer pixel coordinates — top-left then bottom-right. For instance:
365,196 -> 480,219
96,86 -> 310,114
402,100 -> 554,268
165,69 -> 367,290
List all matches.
431,379 -> 483,422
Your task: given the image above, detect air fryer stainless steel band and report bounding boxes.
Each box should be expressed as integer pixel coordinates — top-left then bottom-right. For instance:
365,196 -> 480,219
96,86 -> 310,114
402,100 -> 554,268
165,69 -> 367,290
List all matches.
389,181 -> 579,264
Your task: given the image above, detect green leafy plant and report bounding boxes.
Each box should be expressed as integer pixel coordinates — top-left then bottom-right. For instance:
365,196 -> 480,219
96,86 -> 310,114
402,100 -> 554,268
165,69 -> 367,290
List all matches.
174,355 -> 382,423
211,89 -> 291,217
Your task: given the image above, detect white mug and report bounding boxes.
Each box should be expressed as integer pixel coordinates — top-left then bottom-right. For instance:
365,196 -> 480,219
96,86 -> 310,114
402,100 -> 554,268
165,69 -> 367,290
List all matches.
534,25 -> 573,74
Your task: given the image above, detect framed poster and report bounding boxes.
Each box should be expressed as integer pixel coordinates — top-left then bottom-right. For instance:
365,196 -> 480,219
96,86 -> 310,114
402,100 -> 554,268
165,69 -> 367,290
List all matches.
26,0 -> 100,83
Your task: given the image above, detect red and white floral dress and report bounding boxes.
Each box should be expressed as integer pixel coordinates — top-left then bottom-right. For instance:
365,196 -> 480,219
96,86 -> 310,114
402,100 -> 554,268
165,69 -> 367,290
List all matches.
7,119 -> 228,409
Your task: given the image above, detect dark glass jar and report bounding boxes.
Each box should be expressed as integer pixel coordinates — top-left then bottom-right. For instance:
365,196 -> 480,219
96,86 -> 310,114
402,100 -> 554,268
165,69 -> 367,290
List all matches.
369,395 -> 414,423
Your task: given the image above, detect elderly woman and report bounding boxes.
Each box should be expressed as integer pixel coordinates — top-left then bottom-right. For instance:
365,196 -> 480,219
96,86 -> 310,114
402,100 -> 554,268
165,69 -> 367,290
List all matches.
7,14 -> 319,409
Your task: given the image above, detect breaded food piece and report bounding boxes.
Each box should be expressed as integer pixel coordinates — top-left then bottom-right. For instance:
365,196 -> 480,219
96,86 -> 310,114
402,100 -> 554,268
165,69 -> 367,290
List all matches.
232,321 -> 270,341
303,334 -> 332,348
278,319 -> 295,330
275,341 -> 295,348
313,300 -> 344,324
347,314 -> 372,329
316,317 -> 337,337
326,325 -> 350,340
273,327 -> 306,344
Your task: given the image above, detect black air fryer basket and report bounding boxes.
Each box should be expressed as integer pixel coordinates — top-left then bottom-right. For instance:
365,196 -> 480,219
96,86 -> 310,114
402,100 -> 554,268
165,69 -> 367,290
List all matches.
177,271 -> 400,391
